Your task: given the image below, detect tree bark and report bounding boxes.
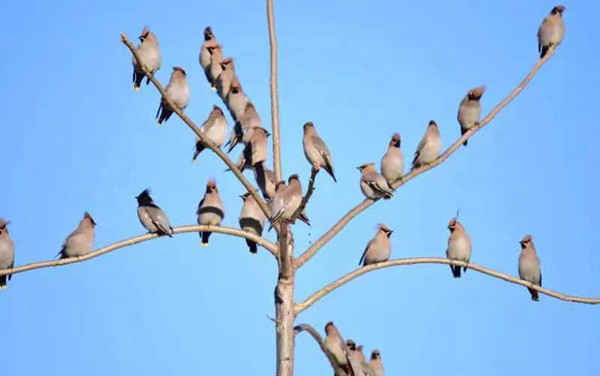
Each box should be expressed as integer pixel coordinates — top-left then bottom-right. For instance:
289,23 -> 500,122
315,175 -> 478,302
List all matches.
275,226 -> 295,376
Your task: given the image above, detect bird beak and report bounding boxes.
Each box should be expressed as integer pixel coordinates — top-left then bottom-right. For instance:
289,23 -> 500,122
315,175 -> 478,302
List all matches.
239,195 -> 246,200
356,166 -> 361,170
138,36 -> 144,42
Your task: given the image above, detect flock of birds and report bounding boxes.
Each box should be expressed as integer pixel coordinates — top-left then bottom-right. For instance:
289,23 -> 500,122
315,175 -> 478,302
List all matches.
0,13 -> 566,373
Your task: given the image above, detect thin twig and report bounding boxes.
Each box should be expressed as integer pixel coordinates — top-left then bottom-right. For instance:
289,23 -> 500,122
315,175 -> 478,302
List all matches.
291,168 -> 318,222
294,255 -> 600,315
0,224 -> 278,277
294,47 -> 557,269
120,34 -> 271,218
267,0 -> 282,182
294,323 -> 348,376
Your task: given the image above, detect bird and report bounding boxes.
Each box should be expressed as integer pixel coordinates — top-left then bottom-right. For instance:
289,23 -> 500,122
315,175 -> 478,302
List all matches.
538,6 -> 566,58
132,26 -> 161,91
0,219 -> 15,289
207,44 -> 224,89
457,86 -> 485,146
369,350 -> 385,376
217,58 -> 235,101
249,127 -> 270,168
359,224 -> 393,266
357,163 -> 394,200
156,67 -> 190,125
446,217 -> 472,278
227,102 -> 262,153
199,26 -> 218,84
303,122 -> 336,182
254,163 -> 276,199
380,133 -> 404,185
323,322 -> 354,376
269,174 -> 303,230
136,189 -> 173,237
226,76 -> 250,122
58,212 -> 96,259
197,180 -> 225,247
239,192 -> 267,254
518,234 -> 542,301
193,105 -> 229,162
412,120 -> 442,169
347,340 -> 371,376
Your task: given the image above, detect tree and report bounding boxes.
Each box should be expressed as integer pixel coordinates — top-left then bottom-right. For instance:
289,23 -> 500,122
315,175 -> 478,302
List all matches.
1,2 -> 598,375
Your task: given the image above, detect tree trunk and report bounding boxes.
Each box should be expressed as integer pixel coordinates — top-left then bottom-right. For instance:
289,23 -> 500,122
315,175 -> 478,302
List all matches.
275,227 -> 295,376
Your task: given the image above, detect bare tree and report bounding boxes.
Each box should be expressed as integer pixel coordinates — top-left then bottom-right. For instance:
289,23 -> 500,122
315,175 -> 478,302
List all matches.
1,2 -> 597,376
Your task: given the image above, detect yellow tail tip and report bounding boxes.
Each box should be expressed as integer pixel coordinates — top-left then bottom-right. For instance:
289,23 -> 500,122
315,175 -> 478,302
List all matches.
0,285 -> 6,290
211,86 -> 217,91
192,159 -> 197,164
133,85 -> 140,91
201,242 -> 209,247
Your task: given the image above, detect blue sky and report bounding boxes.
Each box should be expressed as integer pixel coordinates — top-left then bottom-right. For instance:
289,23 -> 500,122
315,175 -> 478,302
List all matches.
1,0 -> 598,375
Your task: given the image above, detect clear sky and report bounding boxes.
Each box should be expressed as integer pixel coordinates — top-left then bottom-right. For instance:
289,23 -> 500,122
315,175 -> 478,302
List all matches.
1,0 -> 598,375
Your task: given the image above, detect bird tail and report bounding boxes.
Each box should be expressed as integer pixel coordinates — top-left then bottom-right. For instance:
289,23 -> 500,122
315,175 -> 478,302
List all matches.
463,139 -> 468,147
246,239 -> 258,254
201,232 -> 211,247
450,265 -> 461,278
156,103 -> 172,125
324,164 -> 337,183
133,70 -> 144,91
528,287 -> 539,301
298,212 -> 311,226
193,142 -> 205,162
0,275 -> 6,289
540,46 -> 549,59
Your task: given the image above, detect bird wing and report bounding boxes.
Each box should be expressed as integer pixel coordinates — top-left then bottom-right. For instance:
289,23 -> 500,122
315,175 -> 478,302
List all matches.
359,240 -> 372,266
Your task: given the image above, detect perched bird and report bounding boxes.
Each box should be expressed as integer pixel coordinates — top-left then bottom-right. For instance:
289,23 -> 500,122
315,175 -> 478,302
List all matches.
193,105 -> 229,162
358,163 -> 394,200
217,58 -> 235,100
157,67 -> 190,125
132,26 -> 161,91
254,163 -> 276,199
199,26 -> 218,84
58,212 -> 96,259
227,102 -> 262,153
457,86 -> 485,146
369,350 -> 385,376
380,133 -> 404,185
518,235 -> 542,301
412,120 -> 442,169
207,44 -> 224,89
0,219 -> 15,289
197,180 -> 225,247
359,224 -> 393,266
136,189 -> 173,237
323,322 -> 353,376
239,192 -> 267,254
303,122 -> 336,182
269,174 -> 303,230
538,6 -> 566,58
226,77 -> 250,122
347,340 -> 372,376
446,218 -> 472,278
249,127 -> 270,168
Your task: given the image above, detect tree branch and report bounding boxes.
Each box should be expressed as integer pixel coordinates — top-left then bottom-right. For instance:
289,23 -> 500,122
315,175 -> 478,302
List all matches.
294,255 -> 600,315
120,34 -> 271,218
267,0 -> 282,182
0,224 -> 278,277
294,323 -> 348,376
291,168 -> 318,222
295,47 -> 557,269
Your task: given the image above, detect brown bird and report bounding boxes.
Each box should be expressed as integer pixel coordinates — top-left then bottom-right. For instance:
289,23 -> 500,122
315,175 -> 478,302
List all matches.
226,76 -> 250,122
132,26 -> 161,91
446,218 -> 472,278
538,6 -> 566,58
207,44 -> 224,89
380,133 -> 404,185
359,224 -> 393,266
197,180 -> 225,247
358,163 -> 394,200
217,58 -> 235,101
323,322 -> 354,376
239,192 -> 266,254
412,120 -> 441,169
518,235 -> 542,301
199,26 -> 218,84
0,219 -> 15,288
157,67 -> 190,125
303,122 -> 336,182
457,86 -> 485,146
58,212 -> 96,259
